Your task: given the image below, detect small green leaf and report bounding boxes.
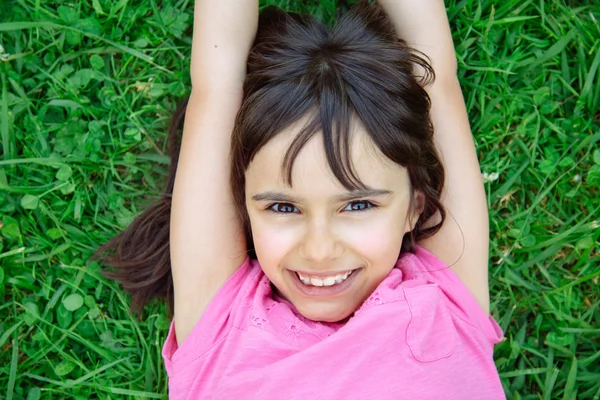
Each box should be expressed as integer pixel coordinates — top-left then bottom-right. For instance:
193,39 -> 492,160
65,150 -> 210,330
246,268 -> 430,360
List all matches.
154,313 -> 171,330
593,150 -> 600,165
92,0 -> 105,14
88,119 -> 107,134
58,5 -> 79,24
60,182 -> 76,195
575,236 -> 594,251
21,194 -> 39,210
27,387 -> 41,400
149,83 -> 167,98
56,165 -> 72,181
77,320 -> 96,338
46,228 -> 63,240
533,86 -> 550,104
134,38 -> 149,48
56,304 -> 73,328
85,295 -> 100,318
0,266 -> 4,284
54,64 -> 75,80
54,359 -> 76,376
84,295 -> 97,309
540,101 -> 560,115
99,85 -> 118,107
48,99 -> 82,110
538,159 -> 555,175
69,69 -> 95,88
124,127 -> 142,141
100,330 -> 118,349
587,165 -> 600,187
546,332 -> 574,347
123,152 -> 136,165
90,54 -> 105,70
23,302 -> 40,326
521,234 -> 536,247
66,30 -> 82,45
62,293 -> 84,311
1,217 -> 21,239
76,17 -> 101,35
558,157 -> 574,167
565,188 -> 578,198
507,228 -> 521,238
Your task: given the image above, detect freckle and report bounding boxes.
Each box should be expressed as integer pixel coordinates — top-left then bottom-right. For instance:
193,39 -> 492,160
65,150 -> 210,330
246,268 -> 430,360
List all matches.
214,45 -> 217,48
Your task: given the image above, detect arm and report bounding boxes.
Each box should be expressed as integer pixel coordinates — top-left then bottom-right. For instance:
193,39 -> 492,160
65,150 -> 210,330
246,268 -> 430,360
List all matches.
378,0 -> 491,314
170,0 -> 258,345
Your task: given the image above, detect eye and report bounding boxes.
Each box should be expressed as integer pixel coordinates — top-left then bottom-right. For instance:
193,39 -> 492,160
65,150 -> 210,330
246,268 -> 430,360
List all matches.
343,200 -> 375,212
268,203 -> 300,214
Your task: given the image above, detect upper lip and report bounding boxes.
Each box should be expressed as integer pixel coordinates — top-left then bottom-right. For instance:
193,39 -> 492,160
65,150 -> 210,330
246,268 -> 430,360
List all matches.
290,268 -> 357,278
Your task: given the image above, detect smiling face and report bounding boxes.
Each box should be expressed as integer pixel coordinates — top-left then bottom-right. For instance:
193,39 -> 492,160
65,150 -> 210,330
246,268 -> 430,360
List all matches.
245,116 -> 424,322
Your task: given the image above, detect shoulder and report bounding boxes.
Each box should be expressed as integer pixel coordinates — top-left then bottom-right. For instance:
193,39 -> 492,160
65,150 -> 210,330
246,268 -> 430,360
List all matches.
164,257 -> 266,366
398,246 -> 502,344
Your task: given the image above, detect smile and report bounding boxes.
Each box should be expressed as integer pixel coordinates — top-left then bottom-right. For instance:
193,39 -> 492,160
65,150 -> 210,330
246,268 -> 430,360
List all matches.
296,270 -> 356,287
288,268 -> 361,297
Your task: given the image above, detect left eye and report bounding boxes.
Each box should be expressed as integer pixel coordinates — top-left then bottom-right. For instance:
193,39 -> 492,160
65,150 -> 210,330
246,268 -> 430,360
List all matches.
343,200 -> 374,212
269,203 -> 300,214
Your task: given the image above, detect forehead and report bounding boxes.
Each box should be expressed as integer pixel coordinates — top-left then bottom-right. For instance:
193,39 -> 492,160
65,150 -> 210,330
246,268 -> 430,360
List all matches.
245,115 -> 410,195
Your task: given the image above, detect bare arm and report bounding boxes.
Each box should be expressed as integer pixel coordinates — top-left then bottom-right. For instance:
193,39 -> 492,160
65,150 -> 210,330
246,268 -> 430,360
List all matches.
170,0 -> 258,345
378,0 -> 491,314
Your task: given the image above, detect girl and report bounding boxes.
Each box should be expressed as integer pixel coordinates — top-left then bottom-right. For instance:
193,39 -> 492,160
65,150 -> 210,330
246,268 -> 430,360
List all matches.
98,0 -> 505,398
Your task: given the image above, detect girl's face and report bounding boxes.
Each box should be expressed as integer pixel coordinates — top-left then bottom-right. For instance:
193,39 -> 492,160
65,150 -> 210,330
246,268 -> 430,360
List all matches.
245,117 -> 423,323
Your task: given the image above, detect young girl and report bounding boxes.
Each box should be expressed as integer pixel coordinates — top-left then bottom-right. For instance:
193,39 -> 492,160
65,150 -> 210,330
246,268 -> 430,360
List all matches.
98,0 -> 504,398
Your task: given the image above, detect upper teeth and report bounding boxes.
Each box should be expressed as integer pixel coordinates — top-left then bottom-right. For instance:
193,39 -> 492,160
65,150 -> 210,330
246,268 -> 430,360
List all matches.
297,270 -> 354,287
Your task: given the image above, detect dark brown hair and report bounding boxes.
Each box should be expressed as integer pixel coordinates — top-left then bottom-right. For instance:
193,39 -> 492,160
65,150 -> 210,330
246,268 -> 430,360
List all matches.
95,1 -> 446,316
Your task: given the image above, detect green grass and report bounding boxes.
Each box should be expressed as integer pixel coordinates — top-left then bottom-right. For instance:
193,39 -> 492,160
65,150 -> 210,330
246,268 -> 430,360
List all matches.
0,0 -> 598,398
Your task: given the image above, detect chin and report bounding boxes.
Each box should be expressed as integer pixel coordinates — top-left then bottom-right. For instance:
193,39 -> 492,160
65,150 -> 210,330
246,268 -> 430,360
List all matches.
296,302 -> 355,323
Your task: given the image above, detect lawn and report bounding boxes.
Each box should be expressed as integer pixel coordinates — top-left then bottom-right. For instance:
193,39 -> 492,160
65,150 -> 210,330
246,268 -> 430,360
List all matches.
1,0 -> 599,399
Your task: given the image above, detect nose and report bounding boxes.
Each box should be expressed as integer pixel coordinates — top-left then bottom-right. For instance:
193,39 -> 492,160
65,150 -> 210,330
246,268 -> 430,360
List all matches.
299,218 -> 342,263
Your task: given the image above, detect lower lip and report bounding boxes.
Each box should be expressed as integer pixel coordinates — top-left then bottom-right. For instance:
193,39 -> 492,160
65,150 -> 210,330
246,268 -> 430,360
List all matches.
288,268 -> 360,297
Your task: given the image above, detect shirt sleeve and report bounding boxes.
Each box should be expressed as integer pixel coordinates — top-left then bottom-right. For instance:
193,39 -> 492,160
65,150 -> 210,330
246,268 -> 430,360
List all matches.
162,257 -> 260,371
411,246 -> 504,346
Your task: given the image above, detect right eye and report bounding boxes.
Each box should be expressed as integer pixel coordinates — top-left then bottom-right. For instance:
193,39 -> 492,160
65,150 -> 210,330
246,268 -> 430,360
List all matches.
267,203 -> 300,214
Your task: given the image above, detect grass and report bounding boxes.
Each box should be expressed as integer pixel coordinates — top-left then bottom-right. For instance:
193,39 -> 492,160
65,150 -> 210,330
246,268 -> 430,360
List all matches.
0,0 -> 599,398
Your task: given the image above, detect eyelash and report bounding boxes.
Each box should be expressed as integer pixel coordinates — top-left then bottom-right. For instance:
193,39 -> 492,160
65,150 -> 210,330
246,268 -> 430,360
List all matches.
266,200 -> 377,214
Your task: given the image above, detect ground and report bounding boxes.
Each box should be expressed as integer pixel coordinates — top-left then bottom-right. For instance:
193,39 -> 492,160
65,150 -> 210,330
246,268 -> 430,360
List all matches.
0,0 -> 599,399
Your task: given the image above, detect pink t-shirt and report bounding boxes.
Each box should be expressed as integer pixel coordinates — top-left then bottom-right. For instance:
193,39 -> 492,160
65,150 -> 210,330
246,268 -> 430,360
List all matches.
162,246 -> 505,399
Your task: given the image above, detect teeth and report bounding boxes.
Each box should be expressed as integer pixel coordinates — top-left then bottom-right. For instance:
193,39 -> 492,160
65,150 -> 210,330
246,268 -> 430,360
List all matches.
297,270 -> 354,287
322,277 -> 336,286
310,278 -> 324,286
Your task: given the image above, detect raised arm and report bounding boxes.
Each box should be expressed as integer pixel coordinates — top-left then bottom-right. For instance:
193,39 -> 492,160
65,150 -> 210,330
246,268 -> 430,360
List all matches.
378,0 -> 491,314
170,0 -> 258,345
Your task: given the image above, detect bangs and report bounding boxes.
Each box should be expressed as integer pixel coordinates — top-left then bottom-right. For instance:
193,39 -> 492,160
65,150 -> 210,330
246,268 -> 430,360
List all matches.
281,80 -> 368,191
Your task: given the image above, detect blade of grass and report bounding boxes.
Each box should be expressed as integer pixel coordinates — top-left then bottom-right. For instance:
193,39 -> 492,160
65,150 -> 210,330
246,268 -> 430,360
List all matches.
0,21 -> 172,73
6,335 -> 19,400
1,64 -> 10,159
523,27 -> 577,71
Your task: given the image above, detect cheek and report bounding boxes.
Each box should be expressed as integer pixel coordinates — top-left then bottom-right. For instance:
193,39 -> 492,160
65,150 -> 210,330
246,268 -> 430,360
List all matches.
250,215 -> 298,265
341,214 -> 405,260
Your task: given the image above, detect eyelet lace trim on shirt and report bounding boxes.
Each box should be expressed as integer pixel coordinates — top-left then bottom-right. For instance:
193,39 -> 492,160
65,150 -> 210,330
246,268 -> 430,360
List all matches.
250,315 -> 268,329
283,321 -> 307,345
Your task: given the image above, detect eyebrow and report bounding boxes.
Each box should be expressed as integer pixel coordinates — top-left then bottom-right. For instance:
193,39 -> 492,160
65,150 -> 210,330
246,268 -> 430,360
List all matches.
251,188 -> 393,203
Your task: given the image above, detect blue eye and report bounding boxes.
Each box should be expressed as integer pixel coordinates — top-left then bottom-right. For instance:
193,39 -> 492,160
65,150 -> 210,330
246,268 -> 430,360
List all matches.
343,200 -> 375,212
268,203 -> 300,214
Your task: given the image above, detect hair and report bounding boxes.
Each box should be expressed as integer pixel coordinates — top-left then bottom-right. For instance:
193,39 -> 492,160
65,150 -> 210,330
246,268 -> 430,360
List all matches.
94,1 -> 446,317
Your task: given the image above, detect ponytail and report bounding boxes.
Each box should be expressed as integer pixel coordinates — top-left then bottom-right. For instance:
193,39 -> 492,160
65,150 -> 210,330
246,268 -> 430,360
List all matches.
93,98 -> 189,316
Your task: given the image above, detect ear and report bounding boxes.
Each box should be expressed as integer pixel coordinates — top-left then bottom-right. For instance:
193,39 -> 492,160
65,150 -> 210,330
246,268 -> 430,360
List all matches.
404,191 -> 425,234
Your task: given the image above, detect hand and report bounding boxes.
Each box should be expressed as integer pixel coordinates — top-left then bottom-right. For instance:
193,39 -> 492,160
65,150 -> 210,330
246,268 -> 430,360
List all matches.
190,0 -> 259,91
